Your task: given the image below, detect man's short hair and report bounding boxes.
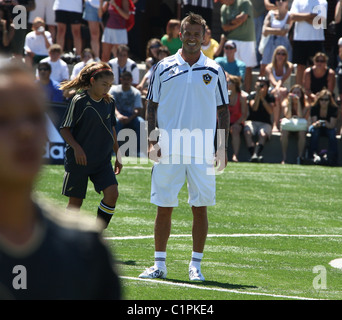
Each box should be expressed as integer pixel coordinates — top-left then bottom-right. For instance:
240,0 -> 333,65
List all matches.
180,12 -> 206,36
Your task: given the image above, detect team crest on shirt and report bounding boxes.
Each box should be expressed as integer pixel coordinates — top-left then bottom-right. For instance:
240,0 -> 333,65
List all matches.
202,73 -> 212,85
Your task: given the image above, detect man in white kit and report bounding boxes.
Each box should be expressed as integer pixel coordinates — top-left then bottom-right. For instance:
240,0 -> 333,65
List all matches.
139,12 -> 230,281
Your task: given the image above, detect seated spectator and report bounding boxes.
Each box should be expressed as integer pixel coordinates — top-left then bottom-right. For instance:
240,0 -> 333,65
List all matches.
145,38 -> 162,70
24,17 -> 53,66
161,19 -> 182,55
28,0 -> 57,42
70,48 -> 95,80
227,73 -> 248,162
303,52 -> 336,105
137,45 -> 169,97
36,61 -> 64,103
38,44 -> 69,83
265,45 -> 293,132
308,89 -> 339,166
0,5 -> 14,56
335,37 -> 342,135
110,71 -> 144,157
280,84 -> 310,164
259,0 -> 292,75
215,40 -> 246,83
244,76 -> 275,162
201,26 -> 224,60
108,44 -> 139,86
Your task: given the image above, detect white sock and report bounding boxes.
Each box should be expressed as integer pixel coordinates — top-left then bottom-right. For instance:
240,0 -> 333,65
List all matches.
154,251 -> 166,270
189,251 -> 203,270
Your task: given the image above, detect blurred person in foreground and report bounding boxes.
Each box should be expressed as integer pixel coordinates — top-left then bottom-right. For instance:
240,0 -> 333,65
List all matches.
0,58 -> 121,300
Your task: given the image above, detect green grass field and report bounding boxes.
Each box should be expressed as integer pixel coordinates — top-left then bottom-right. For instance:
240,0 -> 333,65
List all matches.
35,159 -> 342,300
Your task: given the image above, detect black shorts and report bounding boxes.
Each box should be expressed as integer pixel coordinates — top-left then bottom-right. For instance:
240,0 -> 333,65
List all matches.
292,40 -> 324,66
62,161 -> 118,199
55,10 -> 83,25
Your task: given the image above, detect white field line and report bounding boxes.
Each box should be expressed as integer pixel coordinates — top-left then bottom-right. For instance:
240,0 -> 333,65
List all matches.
105,233 -> 342,241
107,233 -> 338,300
120,276 -> 321,301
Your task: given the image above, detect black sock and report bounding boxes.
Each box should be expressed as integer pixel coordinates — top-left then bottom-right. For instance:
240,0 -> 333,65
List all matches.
255,144 -> 264,156
97,200 -> 115,229
248,146 -> 255,156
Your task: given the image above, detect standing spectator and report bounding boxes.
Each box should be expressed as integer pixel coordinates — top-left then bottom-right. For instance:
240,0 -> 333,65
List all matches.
244,76 -> 275,162
0,58 -> 121,300
38,44 -> 69,83
289,0 -> 327,85
99,0 -> 130,61
36,61 -> 64,103
0,5 -> 14,56
251,0 -> 267,66
7,0 -> 36,60
110,71 -> 144,156
83,0 -> 102,60
219,0 -> 257,93
161,19 -> 182,55
70,48 -> 95,80
139,13 -> 229,281
260,0 -> 292,76
24,17 -> 52,66
28,0 -> 56,42
227,73 -> 248,162
215,40 -> 246,82
180,0 -> 214,29
280,84 -> 309,164
265,45 -> 293,131
108,44 -> 139,86
53,0 -> 83,57
303,52 -> 336,104
201,26 -> 224,60
308,89 -> 339,166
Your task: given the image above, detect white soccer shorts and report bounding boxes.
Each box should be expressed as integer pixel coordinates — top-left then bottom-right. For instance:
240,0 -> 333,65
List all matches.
151,156 -> 216,207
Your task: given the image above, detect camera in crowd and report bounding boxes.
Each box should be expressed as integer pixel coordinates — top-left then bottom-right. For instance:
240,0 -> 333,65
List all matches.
319,120 -> 326,127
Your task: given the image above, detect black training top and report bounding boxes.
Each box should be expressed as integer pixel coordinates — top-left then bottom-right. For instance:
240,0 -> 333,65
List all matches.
60,91 -> 116,167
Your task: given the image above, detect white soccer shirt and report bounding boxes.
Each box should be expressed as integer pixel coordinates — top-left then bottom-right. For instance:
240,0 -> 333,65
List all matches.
147,49 -> 228,161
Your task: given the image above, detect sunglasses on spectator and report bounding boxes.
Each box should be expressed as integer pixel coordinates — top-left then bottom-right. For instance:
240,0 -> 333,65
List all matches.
276,51 -> 286,56
38,68 -> 49,71
150,44 -> 161,49
224,46 -> 235,50
320,98 -> 329,102
315,59 -> 326,63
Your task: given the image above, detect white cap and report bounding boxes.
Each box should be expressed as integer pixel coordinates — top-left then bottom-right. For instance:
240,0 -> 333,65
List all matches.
338,37 -> 342,46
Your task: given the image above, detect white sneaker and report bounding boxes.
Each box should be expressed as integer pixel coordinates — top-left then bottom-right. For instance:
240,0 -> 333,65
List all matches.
189,266 -> 205,281
139,266 -> 167,279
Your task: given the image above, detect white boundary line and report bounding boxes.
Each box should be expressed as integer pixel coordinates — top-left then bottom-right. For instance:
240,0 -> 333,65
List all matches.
120,276 -> 321,300
105,233 -> 342,241
106,233 -> 339,300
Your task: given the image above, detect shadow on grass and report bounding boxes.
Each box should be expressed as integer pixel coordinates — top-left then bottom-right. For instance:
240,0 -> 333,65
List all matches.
165,278 -> 257,290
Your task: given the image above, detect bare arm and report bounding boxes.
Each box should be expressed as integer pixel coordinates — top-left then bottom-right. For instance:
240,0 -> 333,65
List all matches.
146,100 -> 160,161
216,104 -> 230,171
60,127 -> 87,166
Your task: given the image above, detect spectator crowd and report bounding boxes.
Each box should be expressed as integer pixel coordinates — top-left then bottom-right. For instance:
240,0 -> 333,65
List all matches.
0,0 -> 341,165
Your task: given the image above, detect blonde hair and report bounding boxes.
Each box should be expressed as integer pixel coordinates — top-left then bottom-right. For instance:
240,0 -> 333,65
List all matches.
270,45 -> 290,70
60,62 -> 114,103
